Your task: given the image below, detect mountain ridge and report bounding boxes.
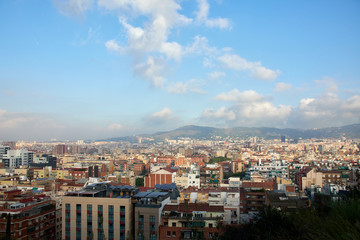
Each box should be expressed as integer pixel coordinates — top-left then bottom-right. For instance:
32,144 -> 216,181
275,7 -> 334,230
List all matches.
102,123 -> 360,142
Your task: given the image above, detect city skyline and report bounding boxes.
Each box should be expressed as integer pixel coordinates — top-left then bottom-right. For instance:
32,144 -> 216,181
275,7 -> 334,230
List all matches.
1,0 -> 359,141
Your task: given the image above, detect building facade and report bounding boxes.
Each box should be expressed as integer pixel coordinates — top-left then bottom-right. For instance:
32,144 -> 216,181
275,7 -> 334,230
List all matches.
62,183 -> 136,240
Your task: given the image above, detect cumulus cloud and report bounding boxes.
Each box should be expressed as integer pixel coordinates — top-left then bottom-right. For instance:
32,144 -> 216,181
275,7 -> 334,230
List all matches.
288,93 -> 360,128
214,89 -> 266,102
195,0 -> 231,29
201,90 -> 291,127
204,87 -> 360,129
274,82 -> 292,92
133,56 -> 167,88
54,0 -> 93,18
184,36 -> 216,56
167,79 -> 206,94
218,54 -> 280,80
144,107 -> 175,125
202,107 -> 236,121
100,0 -> 195,88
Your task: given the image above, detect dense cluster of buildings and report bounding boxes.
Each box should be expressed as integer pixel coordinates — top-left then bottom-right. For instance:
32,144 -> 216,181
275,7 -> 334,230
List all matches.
0,136 -> 359,239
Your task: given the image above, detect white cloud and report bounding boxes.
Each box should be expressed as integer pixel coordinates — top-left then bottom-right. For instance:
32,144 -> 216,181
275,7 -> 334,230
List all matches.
208,71 -> 225,80
184,36 -> 216,56
201,90 -> 291,127
202,107 -> 236,121
344,95 -> 360,110
218,54 -> 280,80
214,89 -> 265,102
167,79 -> 206,94
205,88 -> 360,128
118,16 -> 184,61
105,39 -> 123,53
288,93 -> 360,128
100,0 -> 192,57
298,98 -> 315,110
314,77 -> 338,93
195,0 -> 231,29
100,0 -> 195,88
274,82 -> 292,92
133,56 -> 167,88
54,0 -> 93,18
151,107 -> 173,119
144,107 -> 177,126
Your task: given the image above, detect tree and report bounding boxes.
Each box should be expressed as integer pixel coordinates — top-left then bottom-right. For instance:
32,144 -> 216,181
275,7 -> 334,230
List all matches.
209,157 -> 230,164
219,198 -> 360,240
136,177 -> 144,187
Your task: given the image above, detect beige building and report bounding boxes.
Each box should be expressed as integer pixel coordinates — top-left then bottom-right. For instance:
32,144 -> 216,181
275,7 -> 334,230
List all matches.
62,183 -> 136,240
133,191 -> 171,240
301,168 -> 322,191
54,169 -> 70,179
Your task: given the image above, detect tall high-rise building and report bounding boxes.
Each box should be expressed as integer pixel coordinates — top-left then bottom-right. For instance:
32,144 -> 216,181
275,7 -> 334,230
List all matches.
54,144 -> 67,155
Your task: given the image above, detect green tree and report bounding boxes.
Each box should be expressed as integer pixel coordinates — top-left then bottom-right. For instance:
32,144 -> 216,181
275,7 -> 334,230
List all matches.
136,177 -> 144,187
209,156 -> 230,164
220,198 -> 360,240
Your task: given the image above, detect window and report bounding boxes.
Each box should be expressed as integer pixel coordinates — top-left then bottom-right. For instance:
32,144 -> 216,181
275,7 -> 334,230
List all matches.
172,222 -> 176,227
172,231 -> 176,237
76,204 -> 81,240
167,231 -> 171,237
109,205 -> 114,240
98,205 -> 103,240
209,223 -> 213,228
149,215 -> 155,225
87,205 -> 92,240
120,206 -> 126,240
65,204 -> 71,240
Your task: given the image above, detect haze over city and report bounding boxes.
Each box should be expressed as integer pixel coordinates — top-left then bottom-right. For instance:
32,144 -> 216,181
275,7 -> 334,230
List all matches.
1,0 -> 359,141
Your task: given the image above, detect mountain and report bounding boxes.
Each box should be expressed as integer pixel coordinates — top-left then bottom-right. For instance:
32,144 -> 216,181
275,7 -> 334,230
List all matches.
150,124 -> 360,140
101,124 -> 360,142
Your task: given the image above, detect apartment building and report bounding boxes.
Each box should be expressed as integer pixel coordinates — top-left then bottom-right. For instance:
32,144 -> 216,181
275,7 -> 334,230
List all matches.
133,191 -> 171,240
0,188 -> 56,240
178,188 -> 240,224
240,180 -> 276,222
62,182 -> 136,240
200,165 -> 223,188
159,203 -> 224,240
1,149 -> 33,168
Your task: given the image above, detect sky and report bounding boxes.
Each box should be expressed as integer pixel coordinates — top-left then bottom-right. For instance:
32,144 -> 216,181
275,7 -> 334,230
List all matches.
0,0 -> 360,141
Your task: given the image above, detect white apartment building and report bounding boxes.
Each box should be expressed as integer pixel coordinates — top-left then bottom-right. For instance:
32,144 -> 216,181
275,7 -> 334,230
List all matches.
246,160 -> 289,179
1,149 -> 33,168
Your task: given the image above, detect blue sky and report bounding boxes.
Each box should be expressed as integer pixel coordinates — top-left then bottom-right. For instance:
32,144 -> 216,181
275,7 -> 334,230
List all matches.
0,0 -> 359,141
